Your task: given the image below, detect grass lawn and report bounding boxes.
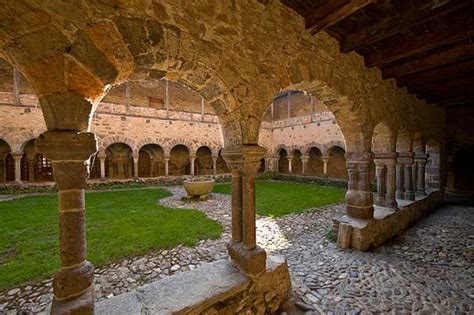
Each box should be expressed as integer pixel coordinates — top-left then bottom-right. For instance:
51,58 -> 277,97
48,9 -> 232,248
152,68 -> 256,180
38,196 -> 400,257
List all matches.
0,188 -> 222,290
213,180 -> 345,217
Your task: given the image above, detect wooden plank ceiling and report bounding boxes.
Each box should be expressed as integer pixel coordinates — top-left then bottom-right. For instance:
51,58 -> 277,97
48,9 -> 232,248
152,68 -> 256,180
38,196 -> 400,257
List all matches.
281,0 -> 474,108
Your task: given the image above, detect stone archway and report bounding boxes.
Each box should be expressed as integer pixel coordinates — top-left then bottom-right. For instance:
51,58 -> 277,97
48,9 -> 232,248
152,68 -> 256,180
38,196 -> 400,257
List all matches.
278,148 -> 289,174
34,153 -> 53,181
327,146 -> 347,179
195,146 -> 213,175
105,143 -> 134,179
307,147 -> 324,176
138,144 -> 165,177
169,145 -> 190,176
216,149 -> 229,174
0,139 -> 12,182
292,149 -> 303,174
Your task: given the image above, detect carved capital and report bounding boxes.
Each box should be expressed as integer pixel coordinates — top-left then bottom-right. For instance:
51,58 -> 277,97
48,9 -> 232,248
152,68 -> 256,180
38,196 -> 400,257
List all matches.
222,145 -> 266,176
36,131 -> 97,162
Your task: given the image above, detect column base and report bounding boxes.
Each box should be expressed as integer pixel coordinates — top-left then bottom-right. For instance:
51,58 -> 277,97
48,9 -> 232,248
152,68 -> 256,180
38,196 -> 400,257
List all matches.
396,191 -> 405,200
51,285 -> 94,315
374,197 -> 386,207
385,199 -> 398,209
405,191 -> 416,201
227,242 -> 266,277
346,204 -> 374,220
416,190 -> 427,196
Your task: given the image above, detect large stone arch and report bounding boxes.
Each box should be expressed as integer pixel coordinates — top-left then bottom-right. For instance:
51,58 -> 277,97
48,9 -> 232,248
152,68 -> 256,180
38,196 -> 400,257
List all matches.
99,136 -> 137,156
1,1 -> 443,150
303,142 -> 324,156
323,141 -> 346,156
165,138 -> 196,157
274,144 -> 289,156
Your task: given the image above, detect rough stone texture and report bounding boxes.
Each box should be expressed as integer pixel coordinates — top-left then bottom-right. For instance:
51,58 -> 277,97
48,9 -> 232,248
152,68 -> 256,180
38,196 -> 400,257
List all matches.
96,257 -> 291,314
335,189 -> 444,250
1,188 -> 472,314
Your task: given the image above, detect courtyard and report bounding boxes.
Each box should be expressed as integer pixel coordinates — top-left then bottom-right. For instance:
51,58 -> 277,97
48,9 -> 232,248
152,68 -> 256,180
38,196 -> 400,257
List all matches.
0,180 -> 472,313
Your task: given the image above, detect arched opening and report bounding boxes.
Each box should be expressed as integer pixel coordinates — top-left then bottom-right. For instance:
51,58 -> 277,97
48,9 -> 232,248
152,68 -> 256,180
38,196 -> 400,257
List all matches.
258,158 -> 265,173
327,146 -> 347,179
34,153 -> 53,181
139,144 -> 165,177
105,143 -> 133,179
453,147 -> 474,193
169,145 -> 190,176
195,146 -> 213,175
0,139 -> 12,182
4,154 -> 15,182
278,148 -> 289,173
216,149 -> 229,174
307,147 -> 323,176
292,149 -> 303,174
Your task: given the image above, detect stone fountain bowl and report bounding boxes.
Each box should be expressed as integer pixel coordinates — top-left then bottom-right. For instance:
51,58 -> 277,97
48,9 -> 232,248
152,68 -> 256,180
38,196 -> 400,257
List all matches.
183,177 -> 215,200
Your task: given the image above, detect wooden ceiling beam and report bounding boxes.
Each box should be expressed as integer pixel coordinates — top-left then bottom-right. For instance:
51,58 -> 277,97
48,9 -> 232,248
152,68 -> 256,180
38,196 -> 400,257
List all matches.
407,76 -> 474,94
306,0 -> 373,35
341,0 -> 468,53
396,59 -> 474,88
382,42 -> 474,79
366,21 -> 474,67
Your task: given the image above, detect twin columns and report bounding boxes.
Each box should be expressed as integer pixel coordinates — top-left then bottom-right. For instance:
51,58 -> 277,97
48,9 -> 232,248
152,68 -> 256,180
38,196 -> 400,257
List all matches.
346,151 -> 428,220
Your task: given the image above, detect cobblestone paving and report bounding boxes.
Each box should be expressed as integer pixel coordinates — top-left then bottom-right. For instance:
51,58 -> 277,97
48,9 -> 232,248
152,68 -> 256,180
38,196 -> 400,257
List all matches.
1,187 -> 473,314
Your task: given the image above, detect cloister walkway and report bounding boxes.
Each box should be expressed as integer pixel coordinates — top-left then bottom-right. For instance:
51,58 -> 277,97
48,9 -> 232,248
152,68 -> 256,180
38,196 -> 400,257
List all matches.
1,187 -> 472,314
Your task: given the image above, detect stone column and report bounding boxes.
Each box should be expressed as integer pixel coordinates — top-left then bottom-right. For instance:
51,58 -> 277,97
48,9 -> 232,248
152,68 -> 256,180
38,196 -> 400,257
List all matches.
212,156 -> 218,175
164,157 -> 169,176
385,156 -> 398,209
287,156 -> 293,173
99,156 -> 106,180
301,156 -> 309,175
12,153 -> 23,183
322,155 -> 330,177
189,156 -> 195,176
401,152 -> 416,201
273,156 -> 279,172
35,131 -> 97,314
415,154 -> 427,195
396,160 -> 405,200
133,155 -> 139,178
345,152 -> 374,219
222,145 -> 266,276
28,158 -> 35,182
373,159 -> 386,206
264,157 -> 271,173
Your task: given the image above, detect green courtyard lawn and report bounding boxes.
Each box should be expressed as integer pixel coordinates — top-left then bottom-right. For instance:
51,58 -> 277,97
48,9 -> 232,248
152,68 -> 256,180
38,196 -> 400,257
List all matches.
213,180 -> 345,217
0,189 -> 222,290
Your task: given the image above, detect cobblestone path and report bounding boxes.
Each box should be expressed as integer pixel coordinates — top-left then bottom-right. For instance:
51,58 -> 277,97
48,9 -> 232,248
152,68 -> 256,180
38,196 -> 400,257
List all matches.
1,187 -> 472,314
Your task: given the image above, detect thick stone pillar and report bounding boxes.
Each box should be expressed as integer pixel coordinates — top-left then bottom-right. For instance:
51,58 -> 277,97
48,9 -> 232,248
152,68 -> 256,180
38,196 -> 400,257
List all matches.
99,156 -> 106,180
345,152 -> 374,219
322,155 -> 330,177
373,159 -> 386,206
301,156 -> 309,175
133,156 -> 139,179
164,157 -> 169,176
35,131 -> 97,314
12,153 -> 23,183
415,154 -> 427,195
212,156 -> 218,175
189,156 -> 195,176
222,145 -> 266,276
287,156 -> 293,173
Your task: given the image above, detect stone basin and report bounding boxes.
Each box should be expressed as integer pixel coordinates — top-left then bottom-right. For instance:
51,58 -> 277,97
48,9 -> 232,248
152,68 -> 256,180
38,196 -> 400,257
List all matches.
183,178 -> 215,200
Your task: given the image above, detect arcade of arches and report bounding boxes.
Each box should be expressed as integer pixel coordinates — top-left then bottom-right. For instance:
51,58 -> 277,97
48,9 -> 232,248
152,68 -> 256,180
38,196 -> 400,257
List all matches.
0,0 -> 471,314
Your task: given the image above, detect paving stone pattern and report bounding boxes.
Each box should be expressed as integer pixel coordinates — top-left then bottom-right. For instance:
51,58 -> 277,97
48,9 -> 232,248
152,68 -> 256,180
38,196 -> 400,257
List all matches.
0,187 -> 472,314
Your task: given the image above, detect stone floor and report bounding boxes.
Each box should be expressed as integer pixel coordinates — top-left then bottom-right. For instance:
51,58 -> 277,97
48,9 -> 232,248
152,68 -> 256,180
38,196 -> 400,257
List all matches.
0,187 -> 473,314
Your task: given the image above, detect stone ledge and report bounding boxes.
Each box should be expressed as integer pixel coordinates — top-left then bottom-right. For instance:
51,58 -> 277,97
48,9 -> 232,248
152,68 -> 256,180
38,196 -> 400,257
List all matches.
334,190 -> 444,251
96,256 -> 291,314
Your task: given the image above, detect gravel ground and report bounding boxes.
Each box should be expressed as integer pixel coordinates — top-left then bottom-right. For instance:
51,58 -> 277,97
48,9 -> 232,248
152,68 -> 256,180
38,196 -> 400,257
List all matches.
1,187 -> 472,314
